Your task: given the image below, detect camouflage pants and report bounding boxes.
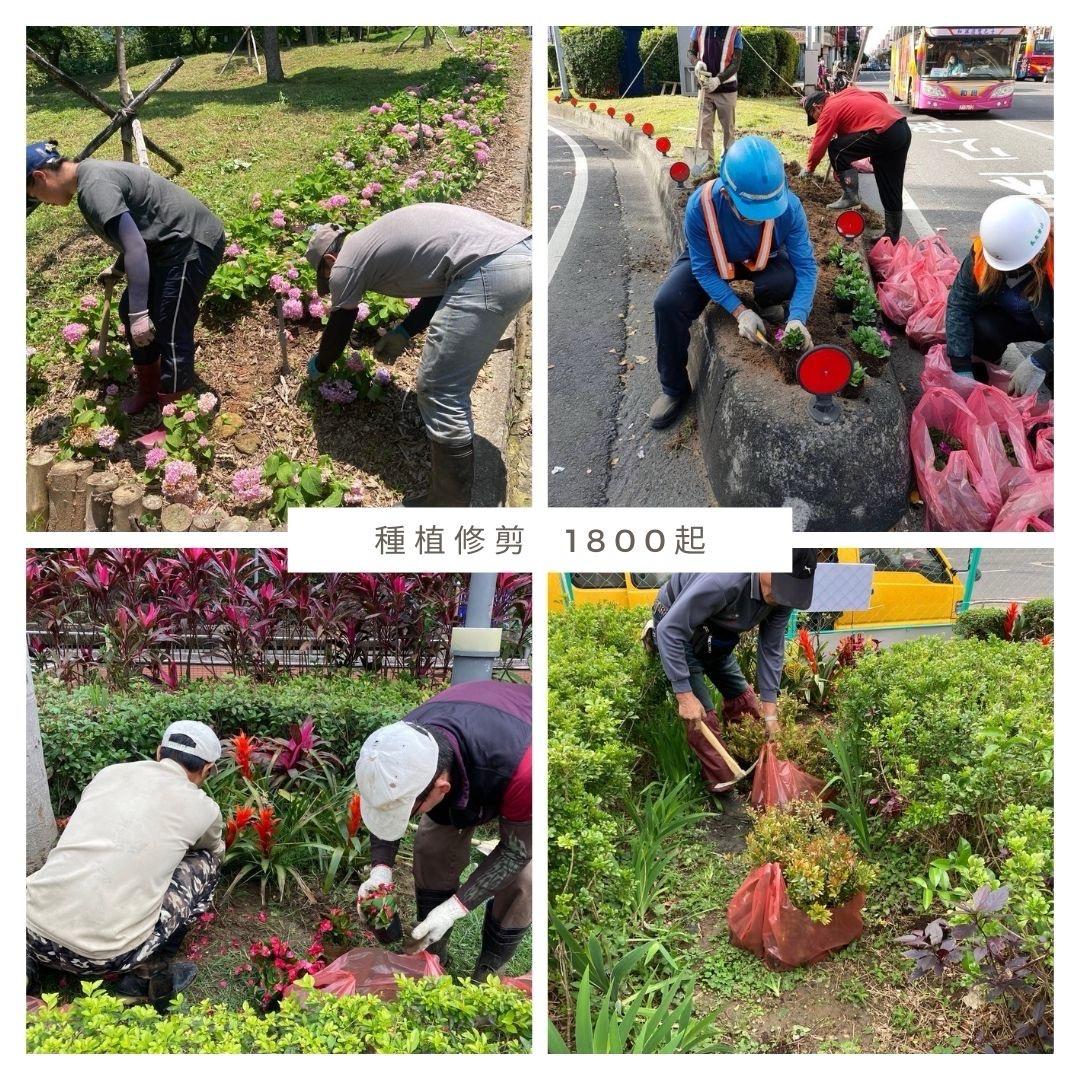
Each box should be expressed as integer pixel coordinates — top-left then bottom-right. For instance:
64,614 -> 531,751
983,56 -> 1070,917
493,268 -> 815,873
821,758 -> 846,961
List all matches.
26,849 -> 219,977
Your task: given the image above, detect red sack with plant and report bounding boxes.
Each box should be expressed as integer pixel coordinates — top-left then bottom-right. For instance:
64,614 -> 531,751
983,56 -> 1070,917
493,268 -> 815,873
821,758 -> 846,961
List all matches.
910,387 -> 997,530
1032,426 -> 1053,471
914,267 -> 949,309
964,383 -> 1037,504
748,742 -> 824,812
286,946 -> 443,1002
869,235 -> 913,279
913,234 -> 960,282
906,295 -> 947,349
921,344 -> 979,398
877,268 -> 920,326
992,471 -> 1054,532
727,862 -> 865,970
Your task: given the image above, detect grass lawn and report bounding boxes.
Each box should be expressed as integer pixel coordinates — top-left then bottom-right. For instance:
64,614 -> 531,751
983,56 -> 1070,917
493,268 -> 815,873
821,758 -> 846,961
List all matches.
553,90 -> 811,161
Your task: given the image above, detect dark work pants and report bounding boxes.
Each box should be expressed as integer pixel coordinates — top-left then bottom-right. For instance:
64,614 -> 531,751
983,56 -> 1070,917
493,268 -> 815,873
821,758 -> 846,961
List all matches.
951,306 -> 1053,393
119,240 -> 223,395
653,249 -> 796,398
828,118 -> 911,212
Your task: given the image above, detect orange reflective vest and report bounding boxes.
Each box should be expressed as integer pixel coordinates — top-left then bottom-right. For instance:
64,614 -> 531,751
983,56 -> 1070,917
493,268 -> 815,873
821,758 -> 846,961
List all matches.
700,180 -> 774,279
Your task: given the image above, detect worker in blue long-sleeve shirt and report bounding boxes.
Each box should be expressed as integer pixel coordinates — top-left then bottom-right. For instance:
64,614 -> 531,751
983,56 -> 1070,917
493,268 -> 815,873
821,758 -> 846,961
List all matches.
649,136 -> 819,429
647,552 -> 818,792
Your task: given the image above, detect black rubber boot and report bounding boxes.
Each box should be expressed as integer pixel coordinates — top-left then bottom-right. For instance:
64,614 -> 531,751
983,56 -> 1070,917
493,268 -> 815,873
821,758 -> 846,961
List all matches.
27,953 -> 41,997
471,904 -> 528,982
827,170 -> 861,210
415,887 -> 457,967
404,441 -> 474,507
114,956 -> 197,1011
883,211 -> 904,243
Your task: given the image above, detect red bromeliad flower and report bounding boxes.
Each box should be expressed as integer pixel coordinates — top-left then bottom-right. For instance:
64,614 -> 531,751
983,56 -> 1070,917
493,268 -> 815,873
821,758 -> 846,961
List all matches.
1040,634 -> 1053,647
797,627 -> 819,674
252,806 -> 279,857
225,806 -> 255,849
230,732 -> 258,780
1003,602 -> 1020,641
347,792 -> 362,837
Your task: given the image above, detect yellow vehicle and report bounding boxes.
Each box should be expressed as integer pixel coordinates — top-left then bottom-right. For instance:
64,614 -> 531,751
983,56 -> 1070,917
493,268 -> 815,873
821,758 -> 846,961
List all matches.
548,548 -> 971,631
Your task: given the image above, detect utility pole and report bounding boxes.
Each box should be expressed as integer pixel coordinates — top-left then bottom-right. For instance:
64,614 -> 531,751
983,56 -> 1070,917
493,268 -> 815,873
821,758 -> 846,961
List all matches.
451,574 -> 502,684
552,27 -> 571,102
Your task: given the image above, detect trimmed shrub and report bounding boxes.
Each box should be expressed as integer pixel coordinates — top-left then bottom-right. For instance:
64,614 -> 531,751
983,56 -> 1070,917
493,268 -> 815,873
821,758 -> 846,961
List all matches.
1020,597 -> 1054,638
771,28 -> 800,92
36,674 -> 432,815
548,42 -> 559,87
955,598 -> 1053,641
561,26 -> 624,98
737,27 -> 777,98
27,978 -> 532,1053
638,27 -> 679,91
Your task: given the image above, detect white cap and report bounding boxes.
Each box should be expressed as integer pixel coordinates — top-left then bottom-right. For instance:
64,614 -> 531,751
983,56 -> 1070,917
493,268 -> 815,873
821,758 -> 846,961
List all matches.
355,722 -> 439,842
161,720 -> 221,764
979,195 -> 1050,272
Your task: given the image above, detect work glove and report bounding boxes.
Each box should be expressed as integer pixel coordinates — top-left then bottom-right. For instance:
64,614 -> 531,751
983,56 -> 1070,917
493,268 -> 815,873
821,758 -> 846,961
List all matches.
355,864 -> 393,919
763,714 -> 781,741
784,319 -> 813,350
411,894 -> 468,951
307,354 -> 325,381
703,75 -> 720,93
640,619 -> 656,654
694,60 -> 711,89
1008,355 -> 1046,397
798,162 -> 812,178
372,325 -> 410,362
736,308 -> 766,342
129,310 -> 155,348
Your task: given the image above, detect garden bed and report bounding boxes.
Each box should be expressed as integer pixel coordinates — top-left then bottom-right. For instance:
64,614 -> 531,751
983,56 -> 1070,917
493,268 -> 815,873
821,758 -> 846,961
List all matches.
27,29 -> 530,525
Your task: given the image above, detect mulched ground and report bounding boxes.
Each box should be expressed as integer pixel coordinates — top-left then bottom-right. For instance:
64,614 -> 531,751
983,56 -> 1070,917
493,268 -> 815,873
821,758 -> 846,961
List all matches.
26,45 -> 532,522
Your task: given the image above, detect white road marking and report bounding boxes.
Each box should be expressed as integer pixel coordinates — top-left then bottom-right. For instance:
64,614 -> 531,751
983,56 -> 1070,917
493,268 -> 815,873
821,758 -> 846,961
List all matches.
547,125 -> 589,285
994,119 -> 1054,141
901,187 -> 935,238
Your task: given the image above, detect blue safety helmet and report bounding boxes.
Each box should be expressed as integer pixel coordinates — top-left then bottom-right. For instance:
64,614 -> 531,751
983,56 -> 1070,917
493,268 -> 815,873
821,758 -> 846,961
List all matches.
27,140 -> 62,180
718,135 -> 788,221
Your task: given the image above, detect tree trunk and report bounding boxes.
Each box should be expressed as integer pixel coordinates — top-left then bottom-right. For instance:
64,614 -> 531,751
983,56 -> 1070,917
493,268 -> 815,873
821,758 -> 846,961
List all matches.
27,448 -> 55,530
423,27 -> 435,49
86,470 -> 119,531
26,656 -> 58,872
47,460 -> 93,531
263,27 -> 286,82
304,27 -> 317,46
111,482 -> 145,531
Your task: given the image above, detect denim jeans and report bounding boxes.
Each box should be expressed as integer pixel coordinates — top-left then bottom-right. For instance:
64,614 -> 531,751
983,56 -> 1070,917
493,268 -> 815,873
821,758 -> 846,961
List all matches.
417,237 -> 532,446
684,639 -> 750,714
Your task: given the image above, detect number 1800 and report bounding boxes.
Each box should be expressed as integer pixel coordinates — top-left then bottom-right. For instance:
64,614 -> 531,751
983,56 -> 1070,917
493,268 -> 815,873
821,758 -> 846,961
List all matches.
564,528 -> 666,553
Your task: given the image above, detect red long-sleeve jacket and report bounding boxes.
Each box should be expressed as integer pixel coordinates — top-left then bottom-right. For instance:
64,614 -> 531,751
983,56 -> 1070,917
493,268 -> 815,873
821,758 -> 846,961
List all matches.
806,87 -> 904,171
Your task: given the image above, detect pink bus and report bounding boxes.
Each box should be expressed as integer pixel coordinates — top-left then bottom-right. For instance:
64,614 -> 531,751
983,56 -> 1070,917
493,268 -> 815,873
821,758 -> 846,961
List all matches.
890,26 -> 1023,112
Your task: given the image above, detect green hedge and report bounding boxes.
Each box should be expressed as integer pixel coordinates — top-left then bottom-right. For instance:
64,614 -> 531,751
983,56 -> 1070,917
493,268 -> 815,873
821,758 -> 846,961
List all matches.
737,27 -> 778,98
36,674 -> 432,815
638,27 -> 679,91
548,42 -> 559,86
771,28 -> 800,92
561,26 -> 624,97
27,978 -> 531,1053
955,598 -> 1053,641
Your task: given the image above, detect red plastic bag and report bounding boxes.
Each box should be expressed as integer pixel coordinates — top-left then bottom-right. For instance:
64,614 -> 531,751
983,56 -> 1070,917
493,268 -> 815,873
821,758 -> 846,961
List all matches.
914,270 -> 948,309
851,156 -> 873,173
913,234 -> 960,281
921,344 -> 976,398
501,974 -> 532,995
877,269 -> 920,326
964,383 -> 1036,505
286,947 -> 443,1003
869,236 -> 899,278
910,387 -> 997,530
906,296 -> 947,349
992,472 -> 1054,532
727,862 -> 865,970
1033,426 -> 1053,470
749,743 -> 824,812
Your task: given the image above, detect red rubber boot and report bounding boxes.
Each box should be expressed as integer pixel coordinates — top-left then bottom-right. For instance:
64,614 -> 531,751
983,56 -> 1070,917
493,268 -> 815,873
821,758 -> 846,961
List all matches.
122,361 -> 161,416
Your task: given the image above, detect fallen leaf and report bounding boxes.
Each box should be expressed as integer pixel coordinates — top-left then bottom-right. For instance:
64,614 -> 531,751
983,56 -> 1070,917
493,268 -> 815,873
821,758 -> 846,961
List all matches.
551,466 -> 565,474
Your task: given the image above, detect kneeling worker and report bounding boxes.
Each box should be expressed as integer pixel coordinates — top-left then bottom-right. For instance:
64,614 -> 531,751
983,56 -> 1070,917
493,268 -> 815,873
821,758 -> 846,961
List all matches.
26,721 -> 225,1009
650,136 -> 818,429
306,204 -> 532,506
354,680 -> 532,980
650,553 -> 818,792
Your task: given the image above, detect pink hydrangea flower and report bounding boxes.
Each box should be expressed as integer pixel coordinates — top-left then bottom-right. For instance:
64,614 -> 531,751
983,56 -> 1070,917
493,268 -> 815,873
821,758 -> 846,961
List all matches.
308,300 -> 326,319
62,323 -> 88,345
105,383 -> 119,397
197,392 -> 217,414
346,352 -> 366,372
375,366 -> 392,387
232,467 -> 270,505
282,298 -> 305,320
88,340 -> 101,358
343,481 -> 364,506
269,209 -> 287,228
145,447 -> 167,470
361,184 -> 375,199
80,294 -> 98,311
403,177 -> 420,190
475,149 -> 490,165
360,199 -> 371,209
287,287 -> 302,301
404,298 -> 419,310
182,410 -> 197,423
269,274 -> 287,294
162,403 -> 177,417
286,267 -> 300,280
319,379 -> 359,404
162,459 -> 198,504
26,346 -> 36,358
355,302 -> 371,323
468,124 -> 482,136
96,425 -> 119,450
224,242 -> 246,259
198,436 -> 210,448
321,193 -> 348,209
251,193 -> 263,210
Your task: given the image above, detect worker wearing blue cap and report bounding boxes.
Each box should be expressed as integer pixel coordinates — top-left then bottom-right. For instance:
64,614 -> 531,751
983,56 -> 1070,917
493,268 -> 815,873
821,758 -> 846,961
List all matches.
26,141 -> 224,415
648,135 -> 819,429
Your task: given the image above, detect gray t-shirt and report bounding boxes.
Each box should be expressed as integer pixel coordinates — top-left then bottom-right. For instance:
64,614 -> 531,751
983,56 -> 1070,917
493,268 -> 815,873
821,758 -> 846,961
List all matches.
76,159 -> 225,266
329,202 -> 530,310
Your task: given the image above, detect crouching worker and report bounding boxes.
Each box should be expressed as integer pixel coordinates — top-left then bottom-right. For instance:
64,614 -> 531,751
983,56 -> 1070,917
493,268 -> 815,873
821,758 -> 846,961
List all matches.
647,553 -> 818,792
354,681 -> 531,980
650,136 -> 818,429
26,721 -> 225,1010
947,195 -> 1054,397
305,204 -> 533,506
26,141 -> 225,413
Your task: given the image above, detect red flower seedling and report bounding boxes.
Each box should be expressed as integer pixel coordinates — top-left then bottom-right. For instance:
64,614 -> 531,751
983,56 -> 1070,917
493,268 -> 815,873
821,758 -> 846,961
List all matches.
359,882 -> 397,930
228,731 -> 258,780
252,806 -> 279,857
1004,601 -> 1020,641
797,627 -> 819,674
347,792 -> 362,838
225,805 -> 255,849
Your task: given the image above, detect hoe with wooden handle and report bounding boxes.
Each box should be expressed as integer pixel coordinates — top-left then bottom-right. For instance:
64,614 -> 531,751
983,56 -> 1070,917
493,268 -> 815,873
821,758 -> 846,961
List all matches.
695,717 -> 755,792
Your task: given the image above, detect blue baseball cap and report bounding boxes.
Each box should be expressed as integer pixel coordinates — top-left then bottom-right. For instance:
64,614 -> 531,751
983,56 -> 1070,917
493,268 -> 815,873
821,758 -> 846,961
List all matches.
27,140 -> 62,180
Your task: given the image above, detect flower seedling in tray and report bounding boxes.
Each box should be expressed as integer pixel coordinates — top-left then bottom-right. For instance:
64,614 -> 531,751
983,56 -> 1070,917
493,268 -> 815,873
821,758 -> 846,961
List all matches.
850,325 -> 891,362
776,325 -> 807,353
359,882 -> 403,945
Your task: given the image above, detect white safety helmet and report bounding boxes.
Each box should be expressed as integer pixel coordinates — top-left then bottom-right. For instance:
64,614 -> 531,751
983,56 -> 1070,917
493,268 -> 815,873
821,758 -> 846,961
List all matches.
978,195 -> 1051,272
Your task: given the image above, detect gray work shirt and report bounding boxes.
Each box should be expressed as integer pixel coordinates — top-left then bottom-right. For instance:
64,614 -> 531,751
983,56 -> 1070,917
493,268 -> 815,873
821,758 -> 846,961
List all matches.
329,202 -> 530,310
654,573 -> 791,702
76,159 -> 225,266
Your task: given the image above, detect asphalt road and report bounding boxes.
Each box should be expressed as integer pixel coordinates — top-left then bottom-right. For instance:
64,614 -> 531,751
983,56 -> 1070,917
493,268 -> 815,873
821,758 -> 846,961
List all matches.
852,72 -> 1053,254
548,121 -> 713,507
942,546 -> 1054,603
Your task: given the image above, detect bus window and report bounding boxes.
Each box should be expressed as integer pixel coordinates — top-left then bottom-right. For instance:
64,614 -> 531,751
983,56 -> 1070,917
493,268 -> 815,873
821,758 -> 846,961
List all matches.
923,37 -> 1014,79
1035,39 -> 1054,55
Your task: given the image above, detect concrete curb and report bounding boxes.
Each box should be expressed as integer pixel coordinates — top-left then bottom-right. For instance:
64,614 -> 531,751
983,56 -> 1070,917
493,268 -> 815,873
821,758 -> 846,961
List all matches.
548,99 -> 911,528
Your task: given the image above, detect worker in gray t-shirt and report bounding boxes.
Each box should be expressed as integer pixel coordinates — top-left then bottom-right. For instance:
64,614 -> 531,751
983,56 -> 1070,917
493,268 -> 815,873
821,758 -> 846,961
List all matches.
27,141 -> 225,412
306,202 -> 532,506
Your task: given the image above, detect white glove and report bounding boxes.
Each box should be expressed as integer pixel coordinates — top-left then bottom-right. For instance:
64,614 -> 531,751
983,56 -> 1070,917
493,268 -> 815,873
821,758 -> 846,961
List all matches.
703,75 -> 720,92
694,61 -> 711,89
736,308 -> 766,342
1008,356 -> 1046,396
640,619 -> 656,654
372,325 -> 410,362
798,162 -> 812,178
356,864 -> 393,915
785,319 -> 813,349
411,895 -> 468,950
129,310 -> 155,347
